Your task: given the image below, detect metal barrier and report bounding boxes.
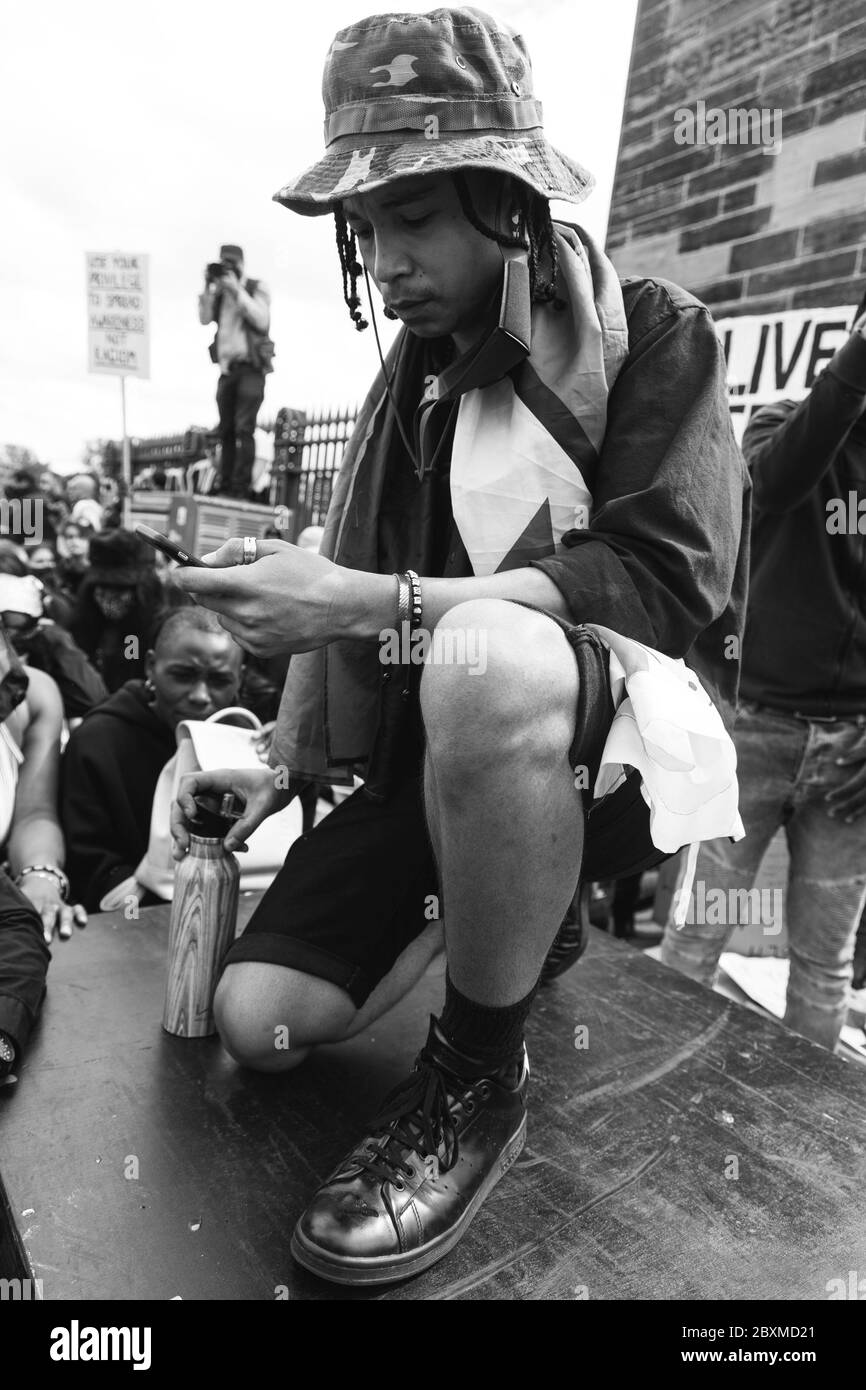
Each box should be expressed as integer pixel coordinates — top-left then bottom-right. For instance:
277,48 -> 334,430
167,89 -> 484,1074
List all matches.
120,405 -> 360,544
293,404 -> 356,538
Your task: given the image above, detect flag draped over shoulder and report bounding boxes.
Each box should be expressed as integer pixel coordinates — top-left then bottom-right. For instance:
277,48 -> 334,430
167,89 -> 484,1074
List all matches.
270,223 -> 629,784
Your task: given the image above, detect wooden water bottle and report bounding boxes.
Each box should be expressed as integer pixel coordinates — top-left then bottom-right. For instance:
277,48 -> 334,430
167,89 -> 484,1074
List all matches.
163,793 -> 241,1038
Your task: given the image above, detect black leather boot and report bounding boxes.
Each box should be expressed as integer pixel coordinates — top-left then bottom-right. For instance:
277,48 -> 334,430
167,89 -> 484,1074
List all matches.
539,880 -> 592,984
291,1017 -> 529,1285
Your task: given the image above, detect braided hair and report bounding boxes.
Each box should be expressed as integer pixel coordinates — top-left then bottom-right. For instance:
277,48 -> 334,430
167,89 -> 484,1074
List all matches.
451,170 -> 563,310
333,171 -> 564,330
334,205 -> 368,331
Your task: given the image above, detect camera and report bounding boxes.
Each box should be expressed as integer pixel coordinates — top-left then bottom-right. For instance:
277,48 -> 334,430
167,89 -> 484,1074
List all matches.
206,261 -> 229,282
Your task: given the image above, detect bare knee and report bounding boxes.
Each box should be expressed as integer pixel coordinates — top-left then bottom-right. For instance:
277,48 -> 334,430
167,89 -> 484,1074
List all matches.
214,970 -> 309,1072
420,599 -> 577,774
214,962 -> 356,1071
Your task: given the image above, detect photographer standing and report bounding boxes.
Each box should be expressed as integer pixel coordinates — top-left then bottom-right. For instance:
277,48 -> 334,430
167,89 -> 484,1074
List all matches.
198,244 -> 273,500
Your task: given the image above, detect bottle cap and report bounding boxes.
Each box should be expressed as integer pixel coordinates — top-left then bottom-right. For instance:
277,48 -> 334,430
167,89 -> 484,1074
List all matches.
189,792 -> 243,840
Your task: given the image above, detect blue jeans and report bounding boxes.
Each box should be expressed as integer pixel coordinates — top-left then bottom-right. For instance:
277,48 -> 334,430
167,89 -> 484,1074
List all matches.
660,701 -> 866,1051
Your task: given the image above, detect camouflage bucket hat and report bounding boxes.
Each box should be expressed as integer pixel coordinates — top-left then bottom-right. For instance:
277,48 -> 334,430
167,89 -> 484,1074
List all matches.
273,6 -> 594,215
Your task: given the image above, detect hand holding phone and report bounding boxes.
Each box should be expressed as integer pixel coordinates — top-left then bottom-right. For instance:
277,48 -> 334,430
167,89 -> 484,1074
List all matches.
135,524 -> 207,568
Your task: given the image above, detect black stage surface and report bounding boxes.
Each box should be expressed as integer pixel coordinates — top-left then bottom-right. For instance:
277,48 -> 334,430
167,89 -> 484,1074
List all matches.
1,896 -> 864,1301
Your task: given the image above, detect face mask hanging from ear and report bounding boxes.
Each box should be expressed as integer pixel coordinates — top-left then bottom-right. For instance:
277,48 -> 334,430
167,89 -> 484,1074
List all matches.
364,244 -> 532,480
442,243 -> 531,395
411,245 -> 531,479
0,624 -> 30,723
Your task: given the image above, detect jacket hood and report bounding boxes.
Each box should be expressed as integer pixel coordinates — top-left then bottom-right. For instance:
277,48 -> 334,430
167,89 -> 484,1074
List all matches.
80,679 -> 172,737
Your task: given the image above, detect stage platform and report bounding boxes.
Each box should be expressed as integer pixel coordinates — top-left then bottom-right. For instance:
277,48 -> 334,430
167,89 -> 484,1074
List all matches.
1,896 -> 864,1301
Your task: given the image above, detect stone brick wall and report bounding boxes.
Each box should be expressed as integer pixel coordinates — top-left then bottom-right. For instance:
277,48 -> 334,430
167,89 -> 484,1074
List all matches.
606,0 -> 866,317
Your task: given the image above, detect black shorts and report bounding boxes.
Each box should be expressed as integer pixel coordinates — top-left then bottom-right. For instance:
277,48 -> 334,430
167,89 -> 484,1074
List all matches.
222,615 -> 668,1007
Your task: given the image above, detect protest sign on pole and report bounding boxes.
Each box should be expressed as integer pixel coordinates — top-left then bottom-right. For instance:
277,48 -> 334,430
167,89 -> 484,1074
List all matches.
86,251 -> 150,524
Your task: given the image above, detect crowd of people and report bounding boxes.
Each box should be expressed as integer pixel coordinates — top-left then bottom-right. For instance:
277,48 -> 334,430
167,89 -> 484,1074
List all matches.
0,466 -> 302,1082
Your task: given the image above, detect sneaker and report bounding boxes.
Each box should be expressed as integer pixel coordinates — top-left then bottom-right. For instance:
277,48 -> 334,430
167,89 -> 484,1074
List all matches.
290,1017 -> 528,1285
540,880 -> 591,984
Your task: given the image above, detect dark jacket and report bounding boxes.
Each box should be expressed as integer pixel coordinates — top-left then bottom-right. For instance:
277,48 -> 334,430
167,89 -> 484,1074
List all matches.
272,274 -> 751,788
40,579 -> 75,630
534,277 -> 751,731
22,622 -> 108,719
60,681 -> 175,910
740,330 -> 866,715
0,870 -> 50,1061
70,570 -> 167,693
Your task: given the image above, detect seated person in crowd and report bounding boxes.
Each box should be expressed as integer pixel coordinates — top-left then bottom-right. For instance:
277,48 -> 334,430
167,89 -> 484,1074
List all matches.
0,877 -> 52,1085
238,653 -> 288,725
55,519 -> 93,609
27,541 -> 75,628
0,622 -> 86,1082
0,550 -> 108,720
70,498 -> 105,532
64,472 -> 100,509
3,467 -> 68,546
61,608 -> 245,911
27,542 -> 59,576
97,477 -> 122,530
70,529 -> 176,692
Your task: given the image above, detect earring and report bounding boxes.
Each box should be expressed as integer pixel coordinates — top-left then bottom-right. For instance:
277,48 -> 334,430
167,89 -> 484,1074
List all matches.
145,679 -> 155,697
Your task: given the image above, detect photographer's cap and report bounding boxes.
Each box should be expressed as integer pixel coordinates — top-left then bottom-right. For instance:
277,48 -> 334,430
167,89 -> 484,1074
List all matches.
274,5 -> 594,215
219,244 -> 244,261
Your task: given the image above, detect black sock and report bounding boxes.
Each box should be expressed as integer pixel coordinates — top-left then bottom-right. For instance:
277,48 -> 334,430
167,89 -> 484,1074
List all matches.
438,972 -> 538,1072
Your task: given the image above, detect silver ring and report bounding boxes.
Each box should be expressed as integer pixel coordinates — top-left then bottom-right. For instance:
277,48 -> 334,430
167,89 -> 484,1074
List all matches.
242,536 -> 257,565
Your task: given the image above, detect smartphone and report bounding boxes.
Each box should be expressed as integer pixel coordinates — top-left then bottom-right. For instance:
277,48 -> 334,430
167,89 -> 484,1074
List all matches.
135,524 -> 207,568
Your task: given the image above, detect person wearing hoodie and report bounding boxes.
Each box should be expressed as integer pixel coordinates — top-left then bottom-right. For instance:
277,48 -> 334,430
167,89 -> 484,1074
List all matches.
662,290 -> 866,1051
70,529 -> 170,692
60,608 -> 244,911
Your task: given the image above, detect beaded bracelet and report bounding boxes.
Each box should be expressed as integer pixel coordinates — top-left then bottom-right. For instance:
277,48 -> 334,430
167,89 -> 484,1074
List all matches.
404,569 -> 422,632
16,864 -> 70,901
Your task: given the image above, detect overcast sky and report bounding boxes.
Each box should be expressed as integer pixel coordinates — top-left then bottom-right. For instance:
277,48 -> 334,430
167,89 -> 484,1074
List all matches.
1,0 -> 638,472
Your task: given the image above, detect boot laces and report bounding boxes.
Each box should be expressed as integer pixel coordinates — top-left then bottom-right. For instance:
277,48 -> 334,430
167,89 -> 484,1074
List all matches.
355,1045 -> 465,1185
